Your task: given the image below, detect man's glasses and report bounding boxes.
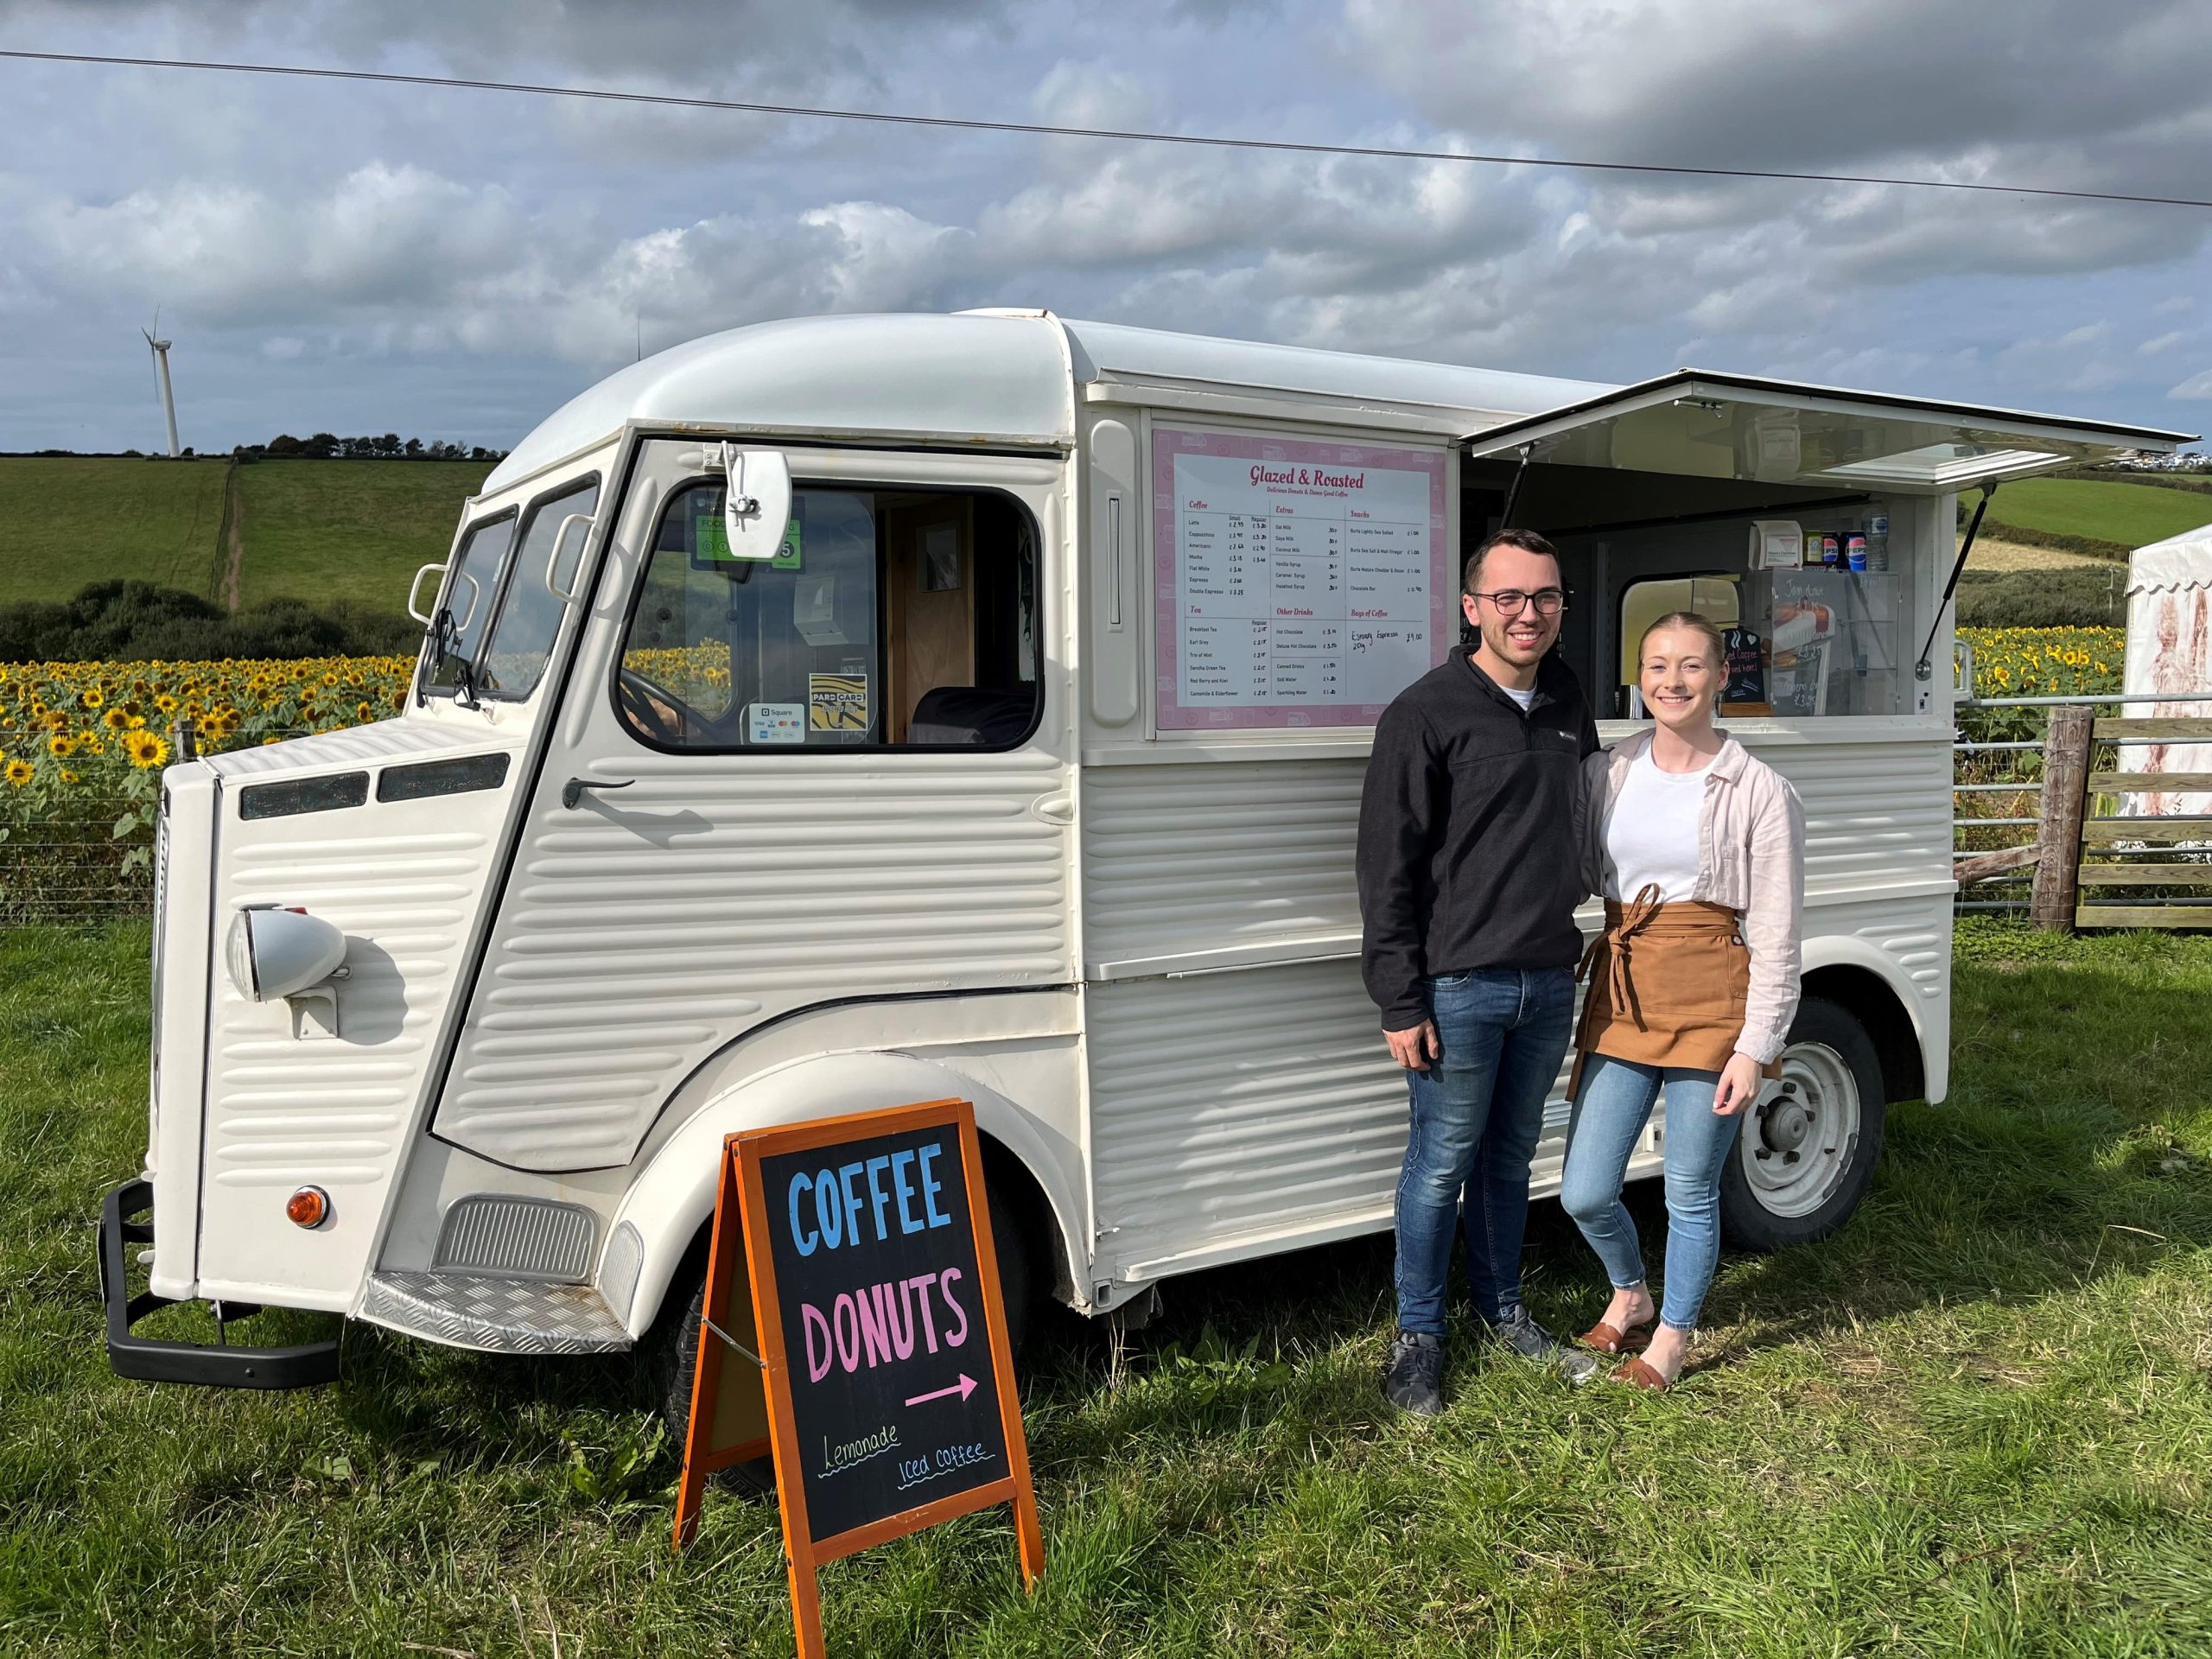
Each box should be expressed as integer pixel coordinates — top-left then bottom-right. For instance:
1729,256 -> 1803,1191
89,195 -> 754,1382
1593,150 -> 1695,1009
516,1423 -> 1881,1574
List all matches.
1469,588 -> 1567,617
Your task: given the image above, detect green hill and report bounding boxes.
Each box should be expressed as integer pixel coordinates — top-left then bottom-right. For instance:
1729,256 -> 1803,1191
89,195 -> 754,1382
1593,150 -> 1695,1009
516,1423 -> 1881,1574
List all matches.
0,455 -> 489,620
1980,474 -> 2212,556
0,456 -> 232,603
233,459 -> 491,612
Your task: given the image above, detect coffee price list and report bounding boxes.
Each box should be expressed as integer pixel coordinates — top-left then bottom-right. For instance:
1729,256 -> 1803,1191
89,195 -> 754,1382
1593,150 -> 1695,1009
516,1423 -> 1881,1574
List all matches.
1154,435 -> 1446,728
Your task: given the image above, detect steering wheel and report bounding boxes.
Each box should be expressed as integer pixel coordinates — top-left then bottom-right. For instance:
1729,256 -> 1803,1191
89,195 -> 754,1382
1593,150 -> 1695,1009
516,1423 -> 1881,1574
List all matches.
618,666 -> 708,745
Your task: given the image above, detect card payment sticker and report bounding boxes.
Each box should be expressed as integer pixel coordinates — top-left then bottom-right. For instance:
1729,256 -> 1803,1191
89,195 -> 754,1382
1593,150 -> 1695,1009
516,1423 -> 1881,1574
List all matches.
808,673 -> 869,732
747,702 -> 807,744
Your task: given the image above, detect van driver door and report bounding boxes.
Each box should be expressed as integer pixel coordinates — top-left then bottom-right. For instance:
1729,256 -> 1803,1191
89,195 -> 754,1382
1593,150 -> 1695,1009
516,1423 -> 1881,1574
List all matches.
427,439 -> 1075,1174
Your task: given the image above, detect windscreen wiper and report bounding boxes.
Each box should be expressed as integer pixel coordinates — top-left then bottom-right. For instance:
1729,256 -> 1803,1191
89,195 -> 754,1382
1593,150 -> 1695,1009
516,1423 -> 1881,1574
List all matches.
423,606 -> 481,709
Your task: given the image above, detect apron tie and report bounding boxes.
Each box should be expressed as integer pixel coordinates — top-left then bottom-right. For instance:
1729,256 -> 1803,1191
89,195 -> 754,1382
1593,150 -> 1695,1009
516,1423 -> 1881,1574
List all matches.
1578,883 -> 1666,1032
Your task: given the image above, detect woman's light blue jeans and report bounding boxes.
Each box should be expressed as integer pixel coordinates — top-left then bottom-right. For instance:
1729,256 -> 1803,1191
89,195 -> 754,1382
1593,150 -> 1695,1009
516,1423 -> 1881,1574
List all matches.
1560,1054 -> 1745,1332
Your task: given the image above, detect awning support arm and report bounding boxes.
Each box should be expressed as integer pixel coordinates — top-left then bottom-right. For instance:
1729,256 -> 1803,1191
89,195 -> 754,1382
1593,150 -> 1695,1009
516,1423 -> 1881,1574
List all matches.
1916,479 -> 1998,683
1497,442 -> 1535,530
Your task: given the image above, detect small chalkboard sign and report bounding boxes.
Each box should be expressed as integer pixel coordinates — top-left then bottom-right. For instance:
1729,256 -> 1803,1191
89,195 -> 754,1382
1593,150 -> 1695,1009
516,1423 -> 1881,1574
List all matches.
673,1099 -> 1041,1656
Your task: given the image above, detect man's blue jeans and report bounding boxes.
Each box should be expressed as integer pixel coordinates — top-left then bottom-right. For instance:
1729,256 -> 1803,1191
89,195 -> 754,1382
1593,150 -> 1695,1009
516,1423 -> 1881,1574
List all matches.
1393,967 -> 1576,1335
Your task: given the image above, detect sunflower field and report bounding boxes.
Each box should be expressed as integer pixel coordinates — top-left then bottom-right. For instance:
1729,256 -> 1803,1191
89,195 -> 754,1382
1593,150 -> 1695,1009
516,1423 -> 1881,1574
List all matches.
0,655 -> 412,922
0,628 -> 2140,924
1953,626 -> 2126,868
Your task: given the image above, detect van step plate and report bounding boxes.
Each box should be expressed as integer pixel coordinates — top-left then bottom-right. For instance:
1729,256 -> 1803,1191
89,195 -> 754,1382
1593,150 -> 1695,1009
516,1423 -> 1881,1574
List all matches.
359,1271 -> 631,1354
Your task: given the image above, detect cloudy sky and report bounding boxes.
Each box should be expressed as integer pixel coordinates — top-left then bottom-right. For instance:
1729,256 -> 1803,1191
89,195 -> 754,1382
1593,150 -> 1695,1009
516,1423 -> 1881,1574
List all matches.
3,0 -> 2209,454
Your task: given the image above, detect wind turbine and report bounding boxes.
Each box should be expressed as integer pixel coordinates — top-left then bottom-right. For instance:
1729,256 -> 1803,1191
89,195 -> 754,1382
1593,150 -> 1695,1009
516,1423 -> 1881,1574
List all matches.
142,311 -> 180,457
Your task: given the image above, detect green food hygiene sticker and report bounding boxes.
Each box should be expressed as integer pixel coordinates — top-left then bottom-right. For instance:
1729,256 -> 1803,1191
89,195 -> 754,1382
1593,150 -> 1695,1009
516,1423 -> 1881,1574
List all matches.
697,513 -> 803,569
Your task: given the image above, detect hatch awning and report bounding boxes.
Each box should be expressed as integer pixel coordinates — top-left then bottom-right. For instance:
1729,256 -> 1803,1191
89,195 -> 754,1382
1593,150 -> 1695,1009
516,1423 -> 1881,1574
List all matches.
1466,369 -> 2196,493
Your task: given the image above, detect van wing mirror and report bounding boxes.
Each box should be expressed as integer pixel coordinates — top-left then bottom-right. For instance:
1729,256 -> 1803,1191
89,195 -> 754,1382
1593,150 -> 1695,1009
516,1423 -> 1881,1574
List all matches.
714,444 -> 792,561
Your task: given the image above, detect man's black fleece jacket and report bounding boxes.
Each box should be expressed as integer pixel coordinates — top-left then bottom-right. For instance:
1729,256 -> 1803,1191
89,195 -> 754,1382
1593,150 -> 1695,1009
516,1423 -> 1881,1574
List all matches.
1356,645 -> 1601,1031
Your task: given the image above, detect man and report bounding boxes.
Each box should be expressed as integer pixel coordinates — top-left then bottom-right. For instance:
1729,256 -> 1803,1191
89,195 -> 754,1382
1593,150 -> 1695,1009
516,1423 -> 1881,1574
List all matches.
1357,527 -> 1601,1414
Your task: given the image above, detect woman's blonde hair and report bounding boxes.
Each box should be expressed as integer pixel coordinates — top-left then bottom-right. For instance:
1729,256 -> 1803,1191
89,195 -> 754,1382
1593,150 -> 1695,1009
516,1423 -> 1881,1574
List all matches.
1637,609 -> 1726,669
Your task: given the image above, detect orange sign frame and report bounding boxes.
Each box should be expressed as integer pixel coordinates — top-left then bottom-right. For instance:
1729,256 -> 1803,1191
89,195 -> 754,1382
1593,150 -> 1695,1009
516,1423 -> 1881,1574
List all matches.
672,1098 -> 1042,1656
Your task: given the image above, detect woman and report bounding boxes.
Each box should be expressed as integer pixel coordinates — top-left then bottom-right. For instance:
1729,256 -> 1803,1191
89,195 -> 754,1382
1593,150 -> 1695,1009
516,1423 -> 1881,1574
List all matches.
1560,611 -> 1804,1390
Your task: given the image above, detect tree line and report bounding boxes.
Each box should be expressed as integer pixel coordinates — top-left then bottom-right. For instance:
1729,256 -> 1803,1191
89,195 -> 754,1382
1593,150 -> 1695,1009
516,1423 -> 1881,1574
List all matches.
241,433 -> 507,461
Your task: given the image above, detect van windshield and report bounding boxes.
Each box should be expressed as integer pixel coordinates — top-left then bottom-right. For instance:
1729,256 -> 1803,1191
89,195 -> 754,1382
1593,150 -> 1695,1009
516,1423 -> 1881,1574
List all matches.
422,512 -> 516,698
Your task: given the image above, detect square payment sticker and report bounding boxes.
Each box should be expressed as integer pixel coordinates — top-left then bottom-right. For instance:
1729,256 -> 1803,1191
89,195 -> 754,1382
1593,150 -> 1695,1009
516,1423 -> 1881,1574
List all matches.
747,702 -> 807,744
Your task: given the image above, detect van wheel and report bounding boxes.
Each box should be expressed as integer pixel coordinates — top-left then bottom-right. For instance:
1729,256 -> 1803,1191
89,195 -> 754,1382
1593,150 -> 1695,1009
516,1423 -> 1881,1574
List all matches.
1719,997 -> 1887,1252
643,1247 -> 776,1495
984,1174 -> 1033,1362
644,1173 -> 1035,1453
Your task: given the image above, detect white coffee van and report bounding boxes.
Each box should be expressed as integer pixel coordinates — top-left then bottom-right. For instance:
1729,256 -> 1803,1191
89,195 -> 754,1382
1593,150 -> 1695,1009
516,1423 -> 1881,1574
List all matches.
102,309 -> 2189,1400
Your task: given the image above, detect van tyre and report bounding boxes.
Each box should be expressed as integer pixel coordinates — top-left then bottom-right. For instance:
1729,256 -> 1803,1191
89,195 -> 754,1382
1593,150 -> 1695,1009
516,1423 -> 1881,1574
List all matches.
643,1246 -> 775,1497
1719,997 -> 1887,1252
644,1172 -> 1035,1458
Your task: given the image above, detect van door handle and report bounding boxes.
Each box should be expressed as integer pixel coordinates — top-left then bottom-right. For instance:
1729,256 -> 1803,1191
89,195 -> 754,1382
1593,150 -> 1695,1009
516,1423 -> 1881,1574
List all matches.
1028,791 -> 1074,825
562,777 -> 635,810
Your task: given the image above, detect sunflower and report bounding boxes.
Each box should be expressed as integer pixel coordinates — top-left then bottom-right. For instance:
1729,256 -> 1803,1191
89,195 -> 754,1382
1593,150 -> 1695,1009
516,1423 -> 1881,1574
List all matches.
355,701 -> 373,721
79,687 -> 104,709
47,734 -> 76,758
155,693 -> 179,714
58,768 -> 79,784
3,758 -> 30,785
103,706 -> 131,731
124,730 -> 169,769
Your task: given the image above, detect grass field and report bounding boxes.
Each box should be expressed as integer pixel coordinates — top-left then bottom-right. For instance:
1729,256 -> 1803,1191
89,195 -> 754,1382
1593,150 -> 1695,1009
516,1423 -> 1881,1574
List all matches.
1983,476 -> 2212,550
0,458 -> 231,602
233,460 -> 491,612
0,457 -> 489,615
4,921 -> 2210,1656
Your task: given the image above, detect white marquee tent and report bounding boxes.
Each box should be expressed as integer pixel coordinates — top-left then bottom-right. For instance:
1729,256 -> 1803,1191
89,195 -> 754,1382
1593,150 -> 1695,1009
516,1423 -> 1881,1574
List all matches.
2122,525 -> 2212,819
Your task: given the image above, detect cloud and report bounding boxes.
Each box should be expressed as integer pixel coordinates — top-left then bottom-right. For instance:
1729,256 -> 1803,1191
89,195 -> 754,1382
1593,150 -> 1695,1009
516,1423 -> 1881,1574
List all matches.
31,164 -> 528,326
4,0 -> 2212,451
2171,369 -> 2212,400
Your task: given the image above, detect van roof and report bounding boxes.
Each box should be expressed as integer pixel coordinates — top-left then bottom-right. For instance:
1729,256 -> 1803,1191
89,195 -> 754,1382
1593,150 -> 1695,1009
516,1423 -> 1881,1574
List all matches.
483,310 -> 1615,493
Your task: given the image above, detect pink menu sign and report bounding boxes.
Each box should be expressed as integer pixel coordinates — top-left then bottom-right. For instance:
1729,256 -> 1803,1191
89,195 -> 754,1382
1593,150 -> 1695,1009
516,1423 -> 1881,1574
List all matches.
1153,427 -> 1452,730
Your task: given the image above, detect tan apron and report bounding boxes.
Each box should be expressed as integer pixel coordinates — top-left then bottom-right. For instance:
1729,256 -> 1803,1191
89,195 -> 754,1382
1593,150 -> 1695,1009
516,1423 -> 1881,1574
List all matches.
1568,884 -> 1780,1096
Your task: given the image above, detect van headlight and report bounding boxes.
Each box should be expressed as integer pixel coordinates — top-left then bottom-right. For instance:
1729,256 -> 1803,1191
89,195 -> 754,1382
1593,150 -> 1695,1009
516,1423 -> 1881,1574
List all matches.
226,906 -> 346,1002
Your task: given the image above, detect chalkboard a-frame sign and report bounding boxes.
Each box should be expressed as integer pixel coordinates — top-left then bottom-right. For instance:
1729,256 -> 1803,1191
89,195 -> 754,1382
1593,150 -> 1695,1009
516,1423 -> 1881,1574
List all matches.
672,1099 -> 1042,1654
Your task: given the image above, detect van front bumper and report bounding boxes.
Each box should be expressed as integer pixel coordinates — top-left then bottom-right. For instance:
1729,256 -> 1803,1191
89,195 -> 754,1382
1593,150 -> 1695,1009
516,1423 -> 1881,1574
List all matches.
99,1178 -> 340,1389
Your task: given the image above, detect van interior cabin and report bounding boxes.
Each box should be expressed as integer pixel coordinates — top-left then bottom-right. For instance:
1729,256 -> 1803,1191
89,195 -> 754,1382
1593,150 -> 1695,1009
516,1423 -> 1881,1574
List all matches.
1461,458 -> 1918,721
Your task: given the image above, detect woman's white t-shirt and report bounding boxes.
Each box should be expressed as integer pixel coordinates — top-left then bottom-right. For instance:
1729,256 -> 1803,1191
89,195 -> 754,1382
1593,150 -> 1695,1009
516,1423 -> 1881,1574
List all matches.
1602,747 -> 1712,902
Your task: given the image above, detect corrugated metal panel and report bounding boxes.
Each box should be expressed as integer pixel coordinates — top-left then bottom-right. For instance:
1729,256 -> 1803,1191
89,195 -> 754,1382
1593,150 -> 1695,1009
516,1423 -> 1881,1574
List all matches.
1088,961 -> 1404,1267
1752,739 -> 1954,892
435,753 -> 1074,1171
1082,760 -> 1363,969
207,830 -> 493,1192
206,715 -> 493,778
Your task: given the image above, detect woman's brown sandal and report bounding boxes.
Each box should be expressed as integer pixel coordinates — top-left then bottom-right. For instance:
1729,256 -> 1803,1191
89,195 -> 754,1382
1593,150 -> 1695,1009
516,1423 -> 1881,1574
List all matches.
1580,1319 -> 1654,1355
1611,1355 -> 1673,1391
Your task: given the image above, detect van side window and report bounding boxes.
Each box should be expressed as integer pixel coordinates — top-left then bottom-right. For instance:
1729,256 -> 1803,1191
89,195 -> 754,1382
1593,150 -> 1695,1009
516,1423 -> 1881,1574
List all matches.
423,512 -> 517,695
614,481 -> 1040,751
480,477 -> 600,701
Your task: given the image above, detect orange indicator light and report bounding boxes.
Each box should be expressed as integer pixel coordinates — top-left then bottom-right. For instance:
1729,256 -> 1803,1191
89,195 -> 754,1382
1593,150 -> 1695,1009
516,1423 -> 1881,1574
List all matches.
286,1186 -> 330,1229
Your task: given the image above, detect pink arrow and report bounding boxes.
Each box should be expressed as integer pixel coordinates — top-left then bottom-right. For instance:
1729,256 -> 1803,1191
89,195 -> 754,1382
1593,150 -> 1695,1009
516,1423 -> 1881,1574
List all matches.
906,1373 -> 977,1407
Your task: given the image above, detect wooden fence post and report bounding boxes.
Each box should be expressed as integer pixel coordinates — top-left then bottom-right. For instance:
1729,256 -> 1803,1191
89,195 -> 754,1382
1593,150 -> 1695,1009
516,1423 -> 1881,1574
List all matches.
2031,704 -> 2093,931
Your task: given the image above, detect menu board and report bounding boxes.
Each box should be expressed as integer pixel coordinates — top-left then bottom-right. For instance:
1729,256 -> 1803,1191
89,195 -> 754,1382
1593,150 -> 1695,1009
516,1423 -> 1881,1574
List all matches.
672,1100 -> 1041,1650
1154,429 -> 1451,729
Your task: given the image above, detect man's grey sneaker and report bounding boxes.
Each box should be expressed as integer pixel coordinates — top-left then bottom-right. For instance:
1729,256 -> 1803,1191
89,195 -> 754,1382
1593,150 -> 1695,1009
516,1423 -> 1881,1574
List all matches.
1483,1308 -> 1599,1385
1382,1330 -> 1446,1415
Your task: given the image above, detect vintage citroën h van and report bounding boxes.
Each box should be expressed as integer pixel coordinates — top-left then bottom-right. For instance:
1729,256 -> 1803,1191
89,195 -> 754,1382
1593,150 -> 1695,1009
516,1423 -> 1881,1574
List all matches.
102,310 -> 2190,1407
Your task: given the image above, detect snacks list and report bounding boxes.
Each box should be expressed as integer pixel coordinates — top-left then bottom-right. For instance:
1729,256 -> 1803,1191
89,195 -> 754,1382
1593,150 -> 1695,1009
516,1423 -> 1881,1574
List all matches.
1153,429 -> 1450,729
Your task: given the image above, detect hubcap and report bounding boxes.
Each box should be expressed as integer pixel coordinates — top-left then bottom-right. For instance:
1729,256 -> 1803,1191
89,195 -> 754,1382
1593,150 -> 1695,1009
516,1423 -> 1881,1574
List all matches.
1739,1041 -> 1861,1218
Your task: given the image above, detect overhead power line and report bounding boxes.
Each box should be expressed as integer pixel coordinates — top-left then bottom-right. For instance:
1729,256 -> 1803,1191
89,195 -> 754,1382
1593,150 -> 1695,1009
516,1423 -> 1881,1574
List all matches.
6,46 -> 2210,212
